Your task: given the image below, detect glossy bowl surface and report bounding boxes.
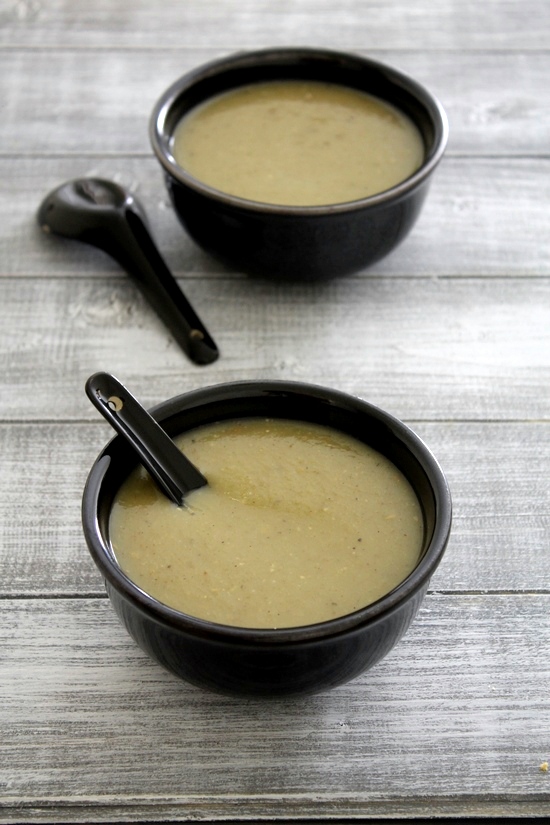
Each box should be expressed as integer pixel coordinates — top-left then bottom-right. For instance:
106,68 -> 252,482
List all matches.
82,380 -> 452,696
150,47 -> 448,280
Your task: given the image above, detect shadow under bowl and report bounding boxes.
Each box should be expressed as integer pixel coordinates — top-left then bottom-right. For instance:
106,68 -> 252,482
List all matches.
82,380 -> 452,697
150,47 -> 448,280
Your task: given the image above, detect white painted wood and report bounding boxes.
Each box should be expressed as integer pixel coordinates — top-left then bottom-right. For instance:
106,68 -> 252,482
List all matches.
1,0 -> 549,819
1,0 -> 547,50
3,156 -> 550,278
1,275 -> 549,421
0,49 -> 548,155
1,595 -> 549,821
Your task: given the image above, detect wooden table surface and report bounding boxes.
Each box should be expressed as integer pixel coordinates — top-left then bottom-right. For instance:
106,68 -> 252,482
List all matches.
1,0 -> 549,821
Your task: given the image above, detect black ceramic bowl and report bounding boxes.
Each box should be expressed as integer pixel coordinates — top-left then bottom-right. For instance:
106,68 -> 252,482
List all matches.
150,47 -> 448,280
82,380 -> 452,697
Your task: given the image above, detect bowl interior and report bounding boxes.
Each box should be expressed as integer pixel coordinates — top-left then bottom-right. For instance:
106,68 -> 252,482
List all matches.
87,383 -> 450,633
152,48 -> 447,188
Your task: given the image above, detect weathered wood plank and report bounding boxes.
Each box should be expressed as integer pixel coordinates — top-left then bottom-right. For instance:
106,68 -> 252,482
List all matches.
3,156 -> 550,279
0,421 -> 548,597
1,594 -> 549,821
1,276 -> 548,422
0,0 -> 547,50
0,49 -> 548,156
0,0 -> 548,820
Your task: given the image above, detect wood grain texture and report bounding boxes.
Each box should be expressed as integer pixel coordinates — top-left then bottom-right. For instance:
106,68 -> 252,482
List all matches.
1,275 -> 549,422
2,156 -> 550,279
1,595 -> 549,821
1,0 -> 547,50
0,49 -> 548,156
0,421 -> 548,597
1,0 -> 549,819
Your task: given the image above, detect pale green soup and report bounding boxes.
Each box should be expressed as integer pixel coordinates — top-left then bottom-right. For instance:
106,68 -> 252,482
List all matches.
109,418 -> 423,629
172,80 -> 424,206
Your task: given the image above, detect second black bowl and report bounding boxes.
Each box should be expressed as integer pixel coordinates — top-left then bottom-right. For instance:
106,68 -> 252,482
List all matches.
150,47 -> 448,280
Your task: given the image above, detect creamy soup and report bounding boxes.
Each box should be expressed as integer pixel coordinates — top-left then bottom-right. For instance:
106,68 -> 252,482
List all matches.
109,418 -> 424,629
171,80 -> 425,206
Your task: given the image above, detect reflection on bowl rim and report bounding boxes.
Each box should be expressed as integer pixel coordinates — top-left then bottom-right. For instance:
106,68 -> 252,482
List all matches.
149,46 -> 449,216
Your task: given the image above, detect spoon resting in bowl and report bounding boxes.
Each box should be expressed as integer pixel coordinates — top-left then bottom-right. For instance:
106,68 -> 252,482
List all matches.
38,178 -> 219,366
86,372 -> 207,505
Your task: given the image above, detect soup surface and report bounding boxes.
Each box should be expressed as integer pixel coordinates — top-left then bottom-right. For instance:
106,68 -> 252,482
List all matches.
109,418 -> 424,628
171,80 -> 424,206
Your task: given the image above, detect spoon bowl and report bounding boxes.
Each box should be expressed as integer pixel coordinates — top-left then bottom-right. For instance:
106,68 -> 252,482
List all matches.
38,178 -> 219,365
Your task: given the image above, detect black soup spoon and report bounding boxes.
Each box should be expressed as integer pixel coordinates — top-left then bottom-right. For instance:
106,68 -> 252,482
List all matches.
38,178 -> 219,366
86,372 -> 207,506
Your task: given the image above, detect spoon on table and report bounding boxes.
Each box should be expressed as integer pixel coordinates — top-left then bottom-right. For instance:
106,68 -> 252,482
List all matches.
86,371 -> 207,506
37,178 -> 219,366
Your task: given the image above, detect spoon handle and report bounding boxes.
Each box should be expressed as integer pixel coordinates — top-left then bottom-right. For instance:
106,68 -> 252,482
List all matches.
86,372 -> 207,505
112,207 -> 219,366
38,178 -> 219,366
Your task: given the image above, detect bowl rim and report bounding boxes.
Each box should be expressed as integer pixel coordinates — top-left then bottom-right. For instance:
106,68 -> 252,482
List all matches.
149,46 -> 449,216
82,379 -> 452,645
